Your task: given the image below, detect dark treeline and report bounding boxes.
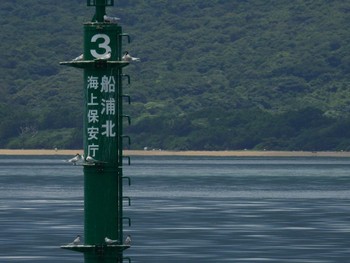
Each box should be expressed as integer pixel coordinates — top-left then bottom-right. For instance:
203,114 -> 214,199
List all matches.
1,0 -> 350,150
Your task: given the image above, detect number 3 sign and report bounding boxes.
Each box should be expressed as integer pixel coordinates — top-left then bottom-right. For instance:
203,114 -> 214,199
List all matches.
90,34 -> 112,59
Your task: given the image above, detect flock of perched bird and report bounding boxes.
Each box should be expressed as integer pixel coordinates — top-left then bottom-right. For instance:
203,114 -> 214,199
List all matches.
69,234 -> 131,246
72,51 -> 140,62
67,153 -> 110,165
66,151 -> 132,247
71,14 -> 141,62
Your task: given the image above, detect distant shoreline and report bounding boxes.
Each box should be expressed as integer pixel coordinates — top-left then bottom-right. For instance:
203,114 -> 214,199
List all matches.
0,149 -> 350,157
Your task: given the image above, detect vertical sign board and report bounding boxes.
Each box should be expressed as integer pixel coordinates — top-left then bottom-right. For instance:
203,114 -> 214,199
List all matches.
84,24 -> 122,163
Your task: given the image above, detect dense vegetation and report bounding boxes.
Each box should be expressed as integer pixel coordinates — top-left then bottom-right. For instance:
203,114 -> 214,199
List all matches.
1,0 -> 350,151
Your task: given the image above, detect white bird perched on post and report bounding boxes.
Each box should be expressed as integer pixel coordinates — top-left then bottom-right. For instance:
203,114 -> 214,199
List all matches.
72,54 -> 83,61
105,237 -> 119,244
96,51 -> 111,60
124,235 -> 131,246
104,15 -> 120,23
86,156 -> 98,164
68,153 -> 82,165
70,235 -> 81,245
122,51 -> 141,62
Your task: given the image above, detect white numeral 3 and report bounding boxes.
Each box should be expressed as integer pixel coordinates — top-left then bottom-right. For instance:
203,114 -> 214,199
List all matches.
90,34 -> 111,59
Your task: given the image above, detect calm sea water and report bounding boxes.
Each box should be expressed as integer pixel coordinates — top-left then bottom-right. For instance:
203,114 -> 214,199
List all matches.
0,155 -> 350,262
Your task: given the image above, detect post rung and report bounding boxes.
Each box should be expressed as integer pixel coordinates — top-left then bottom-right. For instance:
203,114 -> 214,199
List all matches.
123,196 -> 131,206
123,156 -> 131,165
121,135 -> 131,146
121,74 -> 131,84
121,94 -> 131,104
119,33 -> 131,43
122,115 -> 131,125
122,176 -> 131,186
122,217 -> 131,227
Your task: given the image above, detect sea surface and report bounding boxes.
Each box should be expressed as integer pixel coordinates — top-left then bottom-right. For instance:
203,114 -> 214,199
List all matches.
0,155 -> 350,262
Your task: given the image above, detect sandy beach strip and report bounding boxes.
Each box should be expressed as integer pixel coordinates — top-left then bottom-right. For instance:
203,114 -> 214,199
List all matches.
0,149 -> 349,157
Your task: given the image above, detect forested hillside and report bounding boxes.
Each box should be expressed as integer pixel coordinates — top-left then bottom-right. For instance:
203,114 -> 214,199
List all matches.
1,0 -> 350,151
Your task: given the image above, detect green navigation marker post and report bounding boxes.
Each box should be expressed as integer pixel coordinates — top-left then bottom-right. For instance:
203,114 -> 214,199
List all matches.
60,0 -> 132,262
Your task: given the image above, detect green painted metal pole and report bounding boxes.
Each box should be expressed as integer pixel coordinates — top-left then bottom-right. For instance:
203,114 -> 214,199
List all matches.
60,1 -> 130,262
94,0 -> 106,22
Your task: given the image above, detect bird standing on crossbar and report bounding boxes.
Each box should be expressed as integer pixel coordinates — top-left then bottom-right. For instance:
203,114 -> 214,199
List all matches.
122,51 -> 141,62
124,235 -> 131,246
105,237 -> 119,244
72,54 -> 83,61
68,154 -> 82,165
104,15 -> 120,23
70,235 -> 80,245
86,156 -> 98,164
